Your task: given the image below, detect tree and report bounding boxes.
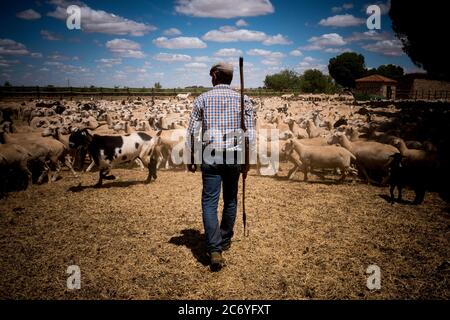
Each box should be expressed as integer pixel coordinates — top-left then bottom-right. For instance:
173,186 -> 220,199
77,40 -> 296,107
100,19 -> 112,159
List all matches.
328,52 -> 366,88
299,69 -> 337,93
366,64 -> 404,79
3,81 -> 11,87
390,1 -> 449,80
263,70 -> 301,91
154,82 -> 162,89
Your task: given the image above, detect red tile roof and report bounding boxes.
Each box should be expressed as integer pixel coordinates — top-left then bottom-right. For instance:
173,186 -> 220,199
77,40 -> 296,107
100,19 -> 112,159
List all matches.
355,74 -> 397,84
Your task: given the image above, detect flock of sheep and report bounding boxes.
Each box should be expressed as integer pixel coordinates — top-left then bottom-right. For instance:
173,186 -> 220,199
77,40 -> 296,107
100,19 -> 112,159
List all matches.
0,93 -> 444,204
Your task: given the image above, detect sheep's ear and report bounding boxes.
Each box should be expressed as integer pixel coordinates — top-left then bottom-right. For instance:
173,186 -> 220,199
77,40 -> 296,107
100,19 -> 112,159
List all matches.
156,130 -> 162,137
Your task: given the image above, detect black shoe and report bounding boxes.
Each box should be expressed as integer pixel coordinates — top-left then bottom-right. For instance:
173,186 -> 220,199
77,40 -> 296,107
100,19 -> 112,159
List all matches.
221,242 -> 231,251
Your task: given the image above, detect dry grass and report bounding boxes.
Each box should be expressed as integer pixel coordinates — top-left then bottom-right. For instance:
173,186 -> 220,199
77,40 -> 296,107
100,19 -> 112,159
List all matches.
0,163 -> 449,300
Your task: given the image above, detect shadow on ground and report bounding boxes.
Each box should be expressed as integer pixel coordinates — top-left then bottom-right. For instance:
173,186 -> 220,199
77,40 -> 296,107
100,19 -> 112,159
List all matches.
169,229 -> 209,267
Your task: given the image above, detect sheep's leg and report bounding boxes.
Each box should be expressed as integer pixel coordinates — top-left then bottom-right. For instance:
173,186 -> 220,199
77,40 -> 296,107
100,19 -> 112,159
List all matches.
95,169 -> 105,187
288,157 -> 303,180
303,166 -> 309,181
145,157 -> 158,184
65,155 -> 78,177
338,167 -> 347,183
51,161 -> 62,182
135,158 -> 145,171
23,165 -> 33,189
85,160 -> 95,172
287,165 -> 299,180
413,187 -> 425,205
37,162 -> 51,184
103,166 -> 115,180
397,186 -> 403,202
358,164 -> 373,184
389,185 -> 396,203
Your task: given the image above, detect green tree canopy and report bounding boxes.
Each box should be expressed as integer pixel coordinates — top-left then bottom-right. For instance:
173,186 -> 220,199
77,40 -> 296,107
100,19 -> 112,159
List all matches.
328,52 -> 366,88
264,70 -> 301,91
299,69 -> 337,94
154,82 -> 162,89
366,64 -> 404,79
390,1 -> 448,80
264,69 -> 338,93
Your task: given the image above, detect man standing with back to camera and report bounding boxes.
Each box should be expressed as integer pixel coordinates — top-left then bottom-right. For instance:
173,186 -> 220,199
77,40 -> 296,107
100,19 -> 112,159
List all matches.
186,62 -> 255,270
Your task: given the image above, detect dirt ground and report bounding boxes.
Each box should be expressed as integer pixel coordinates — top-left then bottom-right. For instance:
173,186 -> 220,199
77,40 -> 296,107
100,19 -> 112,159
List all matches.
0,162 -> 449,300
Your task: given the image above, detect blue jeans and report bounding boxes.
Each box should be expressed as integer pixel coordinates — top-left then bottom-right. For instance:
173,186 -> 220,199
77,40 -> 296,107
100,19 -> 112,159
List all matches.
201,163 -> 241,253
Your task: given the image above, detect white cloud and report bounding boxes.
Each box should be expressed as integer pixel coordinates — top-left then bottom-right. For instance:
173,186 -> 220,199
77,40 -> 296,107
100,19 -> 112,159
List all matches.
203,28 -> 290,46
163,28 -> 182,36
0,39 -> 41,57
174,0 -> 274,18
194,56 -> 212,62
41,30 -> 62,41
247,48 -> 284,59
48,53 -> 70,61
0,58 -> 19,68
296,56 -> 327,74
345,30 -> 391,43
248,48 -> 284,66
153,36 -> 207,49
301,33 -> 346,51
48,0 -> 156,36
106,39 -> 145,58
332,3 -> 353,13
261,59 -> 281,66
324,47 -> 352,53
262,34 -> 292,46
153,53 -> 192,62
16,9 -> 41,20
289,49 -> 303,56
96,58 -> 122,67
44,61 -> 63,66
236,19 -> 249,27
214,48 -> 243,57
319,14 -> 365,27
203,28 -> 266,42
362,39 -> 404,56
185,62 -> 208,69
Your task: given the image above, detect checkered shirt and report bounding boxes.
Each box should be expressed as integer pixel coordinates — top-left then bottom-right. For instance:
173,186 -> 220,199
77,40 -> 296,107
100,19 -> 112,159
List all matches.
186,84 -> 255,152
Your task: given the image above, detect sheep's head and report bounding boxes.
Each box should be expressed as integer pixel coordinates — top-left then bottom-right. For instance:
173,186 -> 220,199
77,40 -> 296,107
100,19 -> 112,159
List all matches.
68,128 -> 91,149
282,139 -> 295,156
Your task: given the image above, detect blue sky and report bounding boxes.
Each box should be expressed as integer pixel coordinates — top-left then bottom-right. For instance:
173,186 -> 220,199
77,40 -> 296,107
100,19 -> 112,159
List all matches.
0,0 -> 420,88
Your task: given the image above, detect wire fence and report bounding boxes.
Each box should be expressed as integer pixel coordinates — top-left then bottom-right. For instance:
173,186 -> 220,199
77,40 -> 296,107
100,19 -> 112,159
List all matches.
0,86 -> 295,98
1,86 -> 449,101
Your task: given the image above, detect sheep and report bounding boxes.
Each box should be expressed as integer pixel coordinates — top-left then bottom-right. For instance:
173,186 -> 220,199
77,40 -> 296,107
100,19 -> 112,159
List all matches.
68,129 -> 161,187
283,139 -> 357,182
306,120 -> 326,139
386,153 -> 427,204
331,133 -> 399,184
287,118 -> 309,139
0,144 -> 33,190
391,138 -> 433,168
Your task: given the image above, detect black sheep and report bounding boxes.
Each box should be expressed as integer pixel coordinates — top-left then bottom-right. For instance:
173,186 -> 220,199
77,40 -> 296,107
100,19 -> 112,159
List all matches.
387,153 -> 426,204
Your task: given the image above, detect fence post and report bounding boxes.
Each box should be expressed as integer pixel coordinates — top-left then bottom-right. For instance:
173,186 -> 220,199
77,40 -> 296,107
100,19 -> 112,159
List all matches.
36,86 -> 40,100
